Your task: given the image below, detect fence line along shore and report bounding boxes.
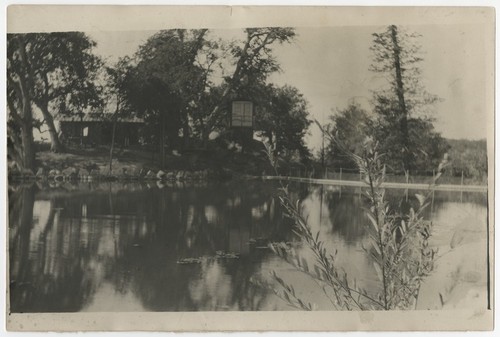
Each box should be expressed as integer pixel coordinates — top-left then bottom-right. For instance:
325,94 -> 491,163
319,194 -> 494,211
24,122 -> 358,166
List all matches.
262,175 -> 488,193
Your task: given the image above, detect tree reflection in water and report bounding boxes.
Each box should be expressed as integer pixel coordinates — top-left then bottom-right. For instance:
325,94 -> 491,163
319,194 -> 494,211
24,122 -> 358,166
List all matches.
8,181 -> 288,312
9,184 -> 98,312
8,181 -> 487,312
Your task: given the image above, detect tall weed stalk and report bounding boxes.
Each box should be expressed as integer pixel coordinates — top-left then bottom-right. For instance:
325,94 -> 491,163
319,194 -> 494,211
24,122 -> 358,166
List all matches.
265,127 -> 449,310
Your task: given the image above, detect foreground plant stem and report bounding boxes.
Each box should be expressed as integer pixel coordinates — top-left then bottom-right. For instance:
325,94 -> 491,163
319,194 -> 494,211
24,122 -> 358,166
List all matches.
265,128 -> 444,311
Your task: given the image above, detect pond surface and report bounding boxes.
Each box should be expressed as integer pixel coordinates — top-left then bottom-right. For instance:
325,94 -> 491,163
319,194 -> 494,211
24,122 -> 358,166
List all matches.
8,180 -> 488,312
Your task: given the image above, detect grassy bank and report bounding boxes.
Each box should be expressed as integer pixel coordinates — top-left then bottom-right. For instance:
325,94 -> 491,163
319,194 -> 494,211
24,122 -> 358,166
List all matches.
26,140 -> 273,179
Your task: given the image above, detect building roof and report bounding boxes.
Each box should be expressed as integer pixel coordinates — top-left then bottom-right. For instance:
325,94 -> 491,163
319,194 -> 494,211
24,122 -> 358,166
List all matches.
57,113 -> 144,123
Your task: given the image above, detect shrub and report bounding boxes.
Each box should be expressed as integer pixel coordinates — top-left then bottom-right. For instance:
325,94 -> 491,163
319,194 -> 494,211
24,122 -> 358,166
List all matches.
265,129 -> 448,310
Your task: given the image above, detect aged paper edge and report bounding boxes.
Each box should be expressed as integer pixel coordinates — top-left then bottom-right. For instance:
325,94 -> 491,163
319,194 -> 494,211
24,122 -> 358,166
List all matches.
5,4 -> 495,332
5,310 -> 495,332
6,5 -> 496,33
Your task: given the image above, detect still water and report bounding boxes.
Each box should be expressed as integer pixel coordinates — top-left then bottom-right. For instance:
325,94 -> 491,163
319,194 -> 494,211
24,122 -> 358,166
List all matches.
8,180 -> 488,312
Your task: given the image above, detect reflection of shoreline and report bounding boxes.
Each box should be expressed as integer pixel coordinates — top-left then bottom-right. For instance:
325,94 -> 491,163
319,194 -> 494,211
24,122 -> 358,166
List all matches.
8,182 -> 489,313
8,181 -> 285,312
293,184 -> 489,310
263,176 -> 487,192
10,180 -> 212,194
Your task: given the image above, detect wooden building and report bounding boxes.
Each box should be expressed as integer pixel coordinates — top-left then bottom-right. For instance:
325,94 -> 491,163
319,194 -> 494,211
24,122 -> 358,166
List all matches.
58,113 -> 144,147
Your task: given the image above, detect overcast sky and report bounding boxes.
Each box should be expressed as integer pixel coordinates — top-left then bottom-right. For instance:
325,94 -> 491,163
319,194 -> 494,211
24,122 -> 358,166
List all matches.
89,24 -> 489,151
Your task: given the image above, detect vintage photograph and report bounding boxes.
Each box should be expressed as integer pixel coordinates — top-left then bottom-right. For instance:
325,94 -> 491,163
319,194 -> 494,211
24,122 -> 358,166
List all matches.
6,5 -> 494,331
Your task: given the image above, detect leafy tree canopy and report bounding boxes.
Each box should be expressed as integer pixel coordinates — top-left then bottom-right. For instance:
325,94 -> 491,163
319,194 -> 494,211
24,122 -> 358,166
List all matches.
325,103 -> 371,170
254,84 -> 312,162
8,32 -> 104,152
369,25 -> 446,172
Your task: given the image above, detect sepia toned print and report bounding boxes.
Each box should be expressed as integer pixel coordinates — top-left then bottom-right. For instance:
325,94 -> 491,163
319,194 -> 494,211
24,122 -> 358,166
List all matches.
6,5 -> 494,331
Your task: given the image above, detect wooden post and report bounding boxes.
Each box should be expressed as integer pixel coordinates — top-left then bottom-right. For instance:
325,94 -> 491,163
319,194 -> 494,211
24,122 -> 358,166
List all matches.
340,167 -> 342,181
325,167 -> 328,179
405,170 -> 410,201
160,113 -> 166,169
461,170 -> 464,202
358,170 -> 362,198
109,98 -> 120,175
319,184 -> 324,224
431,190 -> 435,214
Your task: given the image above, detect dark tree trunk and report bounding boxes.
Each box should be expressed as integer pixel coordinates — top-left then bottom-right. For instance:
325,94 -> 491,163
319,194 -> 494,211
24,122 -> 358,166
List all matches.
7,100 -> 35,173
16,36 -> 36,171
183,118 -> 190,150
20,120 -> 35,171
389,25 -> 410,171
9,92 -> 35,171
109,113 -> 118,174
109,98 -> 121,174
198,118 -> 209,149
109,121 -> 117,173
38,103 -> 64,153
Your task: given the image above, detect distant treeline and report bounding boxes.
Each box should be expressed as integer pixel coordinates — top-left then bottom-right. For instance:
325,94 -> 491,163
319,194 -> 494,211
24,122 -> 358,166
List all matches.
446,138 -> 487,182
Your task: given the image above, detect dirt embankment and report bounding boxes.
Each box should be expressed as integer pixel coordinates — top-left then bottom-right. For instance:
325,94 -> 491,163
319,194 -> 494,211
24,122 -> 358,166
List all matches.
9,143 -> 273,182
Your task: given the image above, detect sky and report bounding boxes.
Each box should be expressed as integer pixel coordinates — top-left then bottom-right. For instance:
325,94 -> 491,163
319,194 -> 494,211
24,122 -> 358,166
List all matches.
89,24 -> 490,151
